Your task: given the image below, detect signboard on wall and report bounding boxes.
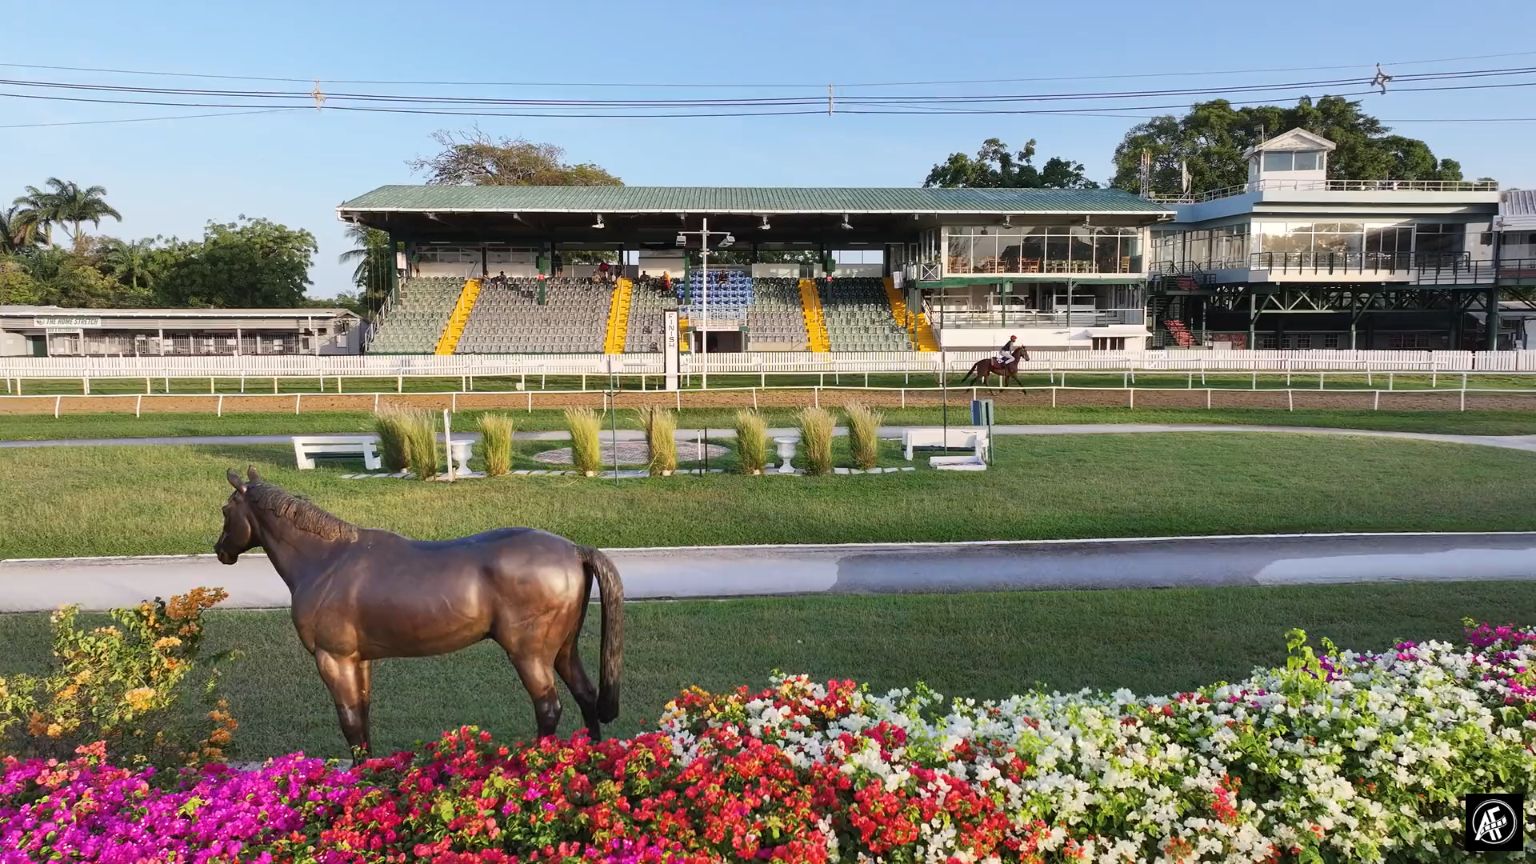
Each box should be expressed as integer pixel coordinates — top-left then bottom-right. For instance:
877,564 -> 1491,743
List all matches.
663,309 -> 680,391
34,316 -> 100,329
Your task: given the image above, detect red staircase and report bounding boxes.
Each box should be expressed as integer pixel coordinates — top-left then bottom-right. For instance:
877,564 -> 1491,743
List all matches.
1165,318 -> 1195,348
1175,275 -> 1200,291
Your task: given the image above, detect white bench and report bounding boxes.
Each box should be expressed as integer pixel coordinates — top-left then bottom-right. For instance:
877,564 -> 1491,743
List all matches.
292,435 -> 382,471
903,427 -> 989,461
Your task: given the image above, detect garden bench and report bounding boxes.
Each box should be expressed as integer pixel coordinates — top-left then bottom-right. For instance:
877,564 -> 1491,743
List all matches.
903,427 -> 989,461
292,435 -> 382,471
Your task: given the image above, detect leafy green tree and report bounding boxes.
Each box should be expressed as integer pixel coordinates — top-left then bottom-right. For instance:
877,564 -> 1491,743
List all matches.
924,138 -> 1097,189
0,257 -> 40,305
1111,96 -> 1463,196
12,178 -> 121,248
12,247 -> 145,307
153,217 -> 318,307
409,129 -> 622,186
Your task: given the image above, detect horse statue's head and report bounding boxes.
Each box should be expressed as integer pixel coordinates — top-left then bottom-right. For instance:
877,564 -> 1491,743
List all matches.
215,466 -> 262,565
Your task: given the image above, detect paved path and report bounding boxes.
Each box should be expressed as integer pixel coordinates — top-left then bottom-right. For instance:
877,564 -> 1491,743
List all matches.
3,533 -> 1533,612
5,424 -> 1536,453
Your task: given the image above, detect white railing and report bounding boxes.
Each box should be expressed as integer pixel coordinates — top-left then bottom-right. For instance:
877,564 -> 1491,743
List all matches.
1150,178 -> 1500,204
4,349 -> 1536,385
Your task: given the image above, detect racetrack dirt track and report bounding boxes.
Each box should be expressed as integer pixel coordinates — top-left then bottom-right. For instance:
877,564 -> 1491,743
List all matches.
3,386 -> 1534,415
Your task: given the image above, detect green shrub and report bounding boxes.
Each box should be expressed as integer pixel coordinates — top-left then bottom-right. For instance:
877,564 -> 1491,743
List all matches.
797,406 -> 835,476
734,410 -> 769,474
398,409 -> 439,480
373,406 -> 409,472
636,407 -> 678,476
844,402 -> 884,470
476,414 -> 515,477
0,587 -> 237,768
565,408 -> 603,475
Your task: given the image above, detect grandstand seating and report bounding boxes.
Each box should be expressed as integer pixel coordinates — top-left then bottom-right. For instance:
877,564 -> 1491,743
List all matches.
679,269 -> 754,323
818,278 -> 911,352
624,282 -> 680,353
455,278 -> 610,354
744,277 -> 808,349
366,277 -> 461,353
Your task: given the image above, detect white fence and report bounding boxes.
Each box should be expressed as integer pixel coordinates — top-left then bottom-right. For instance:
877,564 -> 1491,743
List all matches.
4,349 -> 1536,384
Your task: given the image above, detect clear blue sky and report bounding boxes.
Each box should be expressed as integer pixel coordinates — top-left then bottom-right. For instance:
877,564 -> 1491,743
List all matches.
5,0 -> 1533,299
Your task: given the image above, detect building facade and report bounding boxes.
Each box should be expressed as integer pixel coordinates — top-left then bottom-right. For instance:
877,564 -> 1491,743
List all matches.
0,306 -> 365,357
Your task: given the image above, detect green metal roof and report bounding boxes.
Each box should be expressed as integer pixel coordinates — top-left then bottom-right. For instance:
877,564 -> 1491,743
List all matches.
338,185 -> 1170,215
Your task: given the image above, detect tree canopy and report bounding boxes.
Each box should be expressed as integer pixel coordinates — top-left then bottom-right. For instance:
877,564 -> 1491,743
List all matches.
12,178 -> 121,249
408,129 -> 622,186
924,138 -> 1097,189
1110,96 -> 1463,196
153,217 -> 318,308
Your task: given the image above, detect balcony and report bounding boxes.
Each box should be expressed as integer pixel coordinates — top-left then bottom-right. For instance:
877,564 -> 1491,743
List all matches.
1245,252 -> 1493,285
930,308 -> 1146,328
1149,178 -> 1500,205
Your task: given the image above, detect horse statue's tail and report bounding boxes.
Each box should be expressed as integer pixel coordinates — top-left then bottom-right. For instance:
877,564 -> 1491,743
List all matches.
580,545 -> 624,722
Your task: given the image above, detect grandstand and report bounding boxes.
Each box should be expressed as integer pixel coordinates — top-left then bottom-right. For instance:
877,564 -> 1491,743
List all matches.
336,185 -> 1177,355
365,277 -> 460,354
456,278 -> 609,354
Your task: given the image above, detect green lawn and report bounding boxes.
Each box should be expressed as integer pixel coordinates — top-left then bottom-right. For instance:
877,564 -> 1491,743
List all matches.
7,405 -> 1536,441
0,583 -> 1524,757
3,432 -> 1534,559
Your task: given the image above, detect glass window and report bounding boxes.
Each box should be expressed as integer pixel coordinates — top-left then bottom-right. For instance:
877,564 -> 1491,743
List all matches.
1263,152 -> 1293,172
1293,151 -> 1320,171
1019,228 -> 1045,270
1094,228 -> 1121,273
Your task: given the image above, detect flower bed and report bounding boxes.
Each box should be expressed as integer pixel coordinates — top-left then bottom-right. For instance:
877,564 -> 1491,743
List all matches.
3,623 -> 1534,863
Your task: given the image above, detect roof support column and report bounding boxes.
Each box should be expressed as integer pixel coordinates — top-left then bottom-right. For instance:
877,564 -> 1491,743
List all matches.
1487,285 -> 1501,350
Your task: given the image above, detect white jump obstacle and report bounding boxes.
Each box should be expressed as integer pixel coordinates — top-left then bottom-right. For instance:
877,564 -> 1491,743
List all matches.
292,435 -> 382,471
903,427 -> 990,461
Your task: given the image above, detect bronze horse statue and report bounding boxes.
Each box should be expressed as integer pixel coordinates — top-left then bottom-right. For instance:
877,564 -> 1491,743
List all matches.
214,468 -> 623,754
959,345 -> 1031,389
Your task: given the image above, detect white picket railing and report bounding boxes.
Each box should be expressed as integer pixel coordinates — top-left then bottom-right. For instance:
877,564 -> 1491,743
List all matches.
2,349 -> 1535,384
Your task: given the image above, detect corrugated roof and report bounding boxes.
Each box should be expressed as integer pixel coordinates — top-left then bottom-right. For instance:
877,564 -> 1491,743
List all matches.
337,185 -> 1171,215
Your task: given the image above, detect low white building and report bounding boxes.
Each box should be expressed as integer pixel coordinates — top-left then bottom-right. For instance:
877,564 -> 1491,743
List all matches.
0,306 -> 365,357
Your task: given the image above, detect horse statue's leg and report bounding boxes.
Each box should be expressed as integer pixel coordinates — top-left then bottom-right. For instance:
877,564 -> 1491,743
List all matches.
508,652 -> 563,738
314,649 -> 372,755
554,640 -> 602,740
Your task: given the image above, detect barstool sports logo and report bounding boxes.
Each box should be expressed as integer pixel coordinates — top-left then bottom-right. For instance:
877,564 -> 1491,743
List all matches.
1465,794 -> 1524,852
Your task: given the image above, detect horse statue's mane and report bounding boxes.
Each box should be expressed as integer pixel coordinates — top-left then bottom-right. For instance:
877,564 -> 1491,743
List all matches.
245,481 -> 359,542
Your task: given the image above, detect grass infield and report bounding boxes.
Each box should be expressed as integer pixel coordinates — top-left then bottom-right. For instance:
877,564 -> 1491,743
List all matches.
1,432 -> 1533,559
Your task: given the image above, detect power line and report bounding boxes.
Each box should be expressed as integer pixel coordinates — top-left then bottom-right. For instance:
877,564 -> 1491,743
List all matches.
0,65 -> 1530,112
0,107 -> 300,129
1,49 -> 1533,89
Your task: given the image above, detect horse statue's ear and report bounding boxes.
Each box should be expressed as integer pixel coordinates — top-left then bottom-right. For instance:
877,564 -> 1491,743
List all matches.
247,465 -> 262,483
227,468 -> 247,494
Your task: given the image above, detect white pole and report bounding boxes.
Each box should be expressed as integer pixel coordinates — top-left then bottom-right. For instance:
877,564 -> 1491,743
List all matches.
701,216 -> 709,391
443,408 -> 455,481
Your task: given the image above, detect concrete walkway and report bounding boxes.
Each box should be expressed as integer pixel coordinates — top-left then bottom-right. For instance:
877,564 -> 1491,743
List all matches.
3,533 -> 1534,612
5,424 -> 1536,454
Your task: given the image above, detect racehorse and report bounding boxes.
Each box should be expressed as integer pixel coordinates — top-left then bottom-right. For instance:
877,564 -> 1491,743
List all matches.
959,345 -> 1031,389
214,468 -> 623,754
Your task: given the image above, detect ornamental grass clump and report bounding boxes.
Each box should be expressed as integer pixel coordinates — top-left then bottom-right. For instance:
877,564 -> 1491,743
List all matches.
0,587 -> 236,768
843,402 -> 883,470
565,407 -> 603,475
635,407 -> 677,476
797,406 -> 834,476
734,409 -> 769,474
373,406 -> 410,472
475,413 -> 515,477
396,408 -> 439,480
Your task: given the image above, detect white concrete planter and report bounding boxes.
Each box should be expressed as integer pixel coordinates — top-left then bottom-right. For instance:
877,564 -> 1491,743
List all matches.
774,436 -> 797,474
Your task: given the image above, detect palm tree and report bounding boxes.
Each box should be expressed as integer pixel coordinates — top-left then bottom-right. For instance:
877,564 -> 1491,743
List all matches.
13,178 -> 122,248
98,237 -> 157,295
338,223 -> 392,314
0,206 -> 45,254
